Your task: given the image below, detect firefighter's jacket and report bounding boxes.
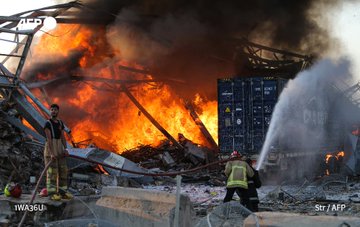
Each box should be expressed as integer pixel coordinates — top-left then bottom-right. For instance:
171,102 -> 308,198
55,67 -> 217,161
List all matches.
225,160 -> 254,189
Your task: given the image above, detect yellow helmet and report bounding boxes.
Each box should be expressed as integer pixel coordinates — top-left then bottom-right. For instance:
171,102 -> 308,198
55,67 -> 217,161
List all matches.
4,184 -> 11,197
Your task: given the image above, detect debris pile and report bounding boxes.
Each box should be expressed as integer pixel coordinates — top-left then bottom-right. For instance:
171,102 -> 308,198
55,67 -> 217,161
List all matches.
258,176 -> 360,217
0,112 -> 44,190
121,135 -> 217,172
67,171 -> 145,197
195,201 -> 254,227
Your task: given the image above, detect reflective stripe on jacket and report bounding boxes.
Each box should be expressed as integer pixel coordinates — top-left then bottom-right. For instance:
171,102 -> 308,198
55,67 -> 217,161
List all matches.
225,160 -> 254,189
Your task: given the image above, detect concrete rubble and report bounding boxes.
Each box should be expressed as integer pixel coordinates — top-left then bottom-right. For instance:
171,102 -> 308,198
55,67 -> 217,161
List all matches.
244,212 -> 360,227
195,201 -> 253,227
144,177 -> 360,226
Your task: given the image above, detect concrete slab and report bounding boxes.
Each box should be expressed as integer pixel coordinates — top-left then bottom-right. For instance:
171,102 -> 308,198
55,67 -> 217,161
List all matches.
95,186 -> 194,227
244,212 -> 360,227
44,218 -> 117,227
60,195 -> 101,219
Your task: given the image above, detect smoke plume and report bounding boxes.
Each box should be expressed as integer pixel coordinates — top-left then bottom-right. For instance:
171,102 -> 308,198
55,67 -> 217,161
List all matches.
257,57 -> 357,174
73,0 -> 343,99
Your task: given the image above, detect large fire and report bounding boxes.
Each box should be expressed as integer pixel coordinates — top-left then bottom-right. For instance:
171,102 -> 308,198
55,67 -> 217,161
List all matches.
27,25 -> 218,153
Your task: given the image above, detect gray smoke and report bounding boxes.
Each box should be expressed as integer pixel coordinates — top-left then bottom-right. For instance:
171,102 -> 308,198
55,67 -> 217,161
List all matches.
256,57 -> 356,172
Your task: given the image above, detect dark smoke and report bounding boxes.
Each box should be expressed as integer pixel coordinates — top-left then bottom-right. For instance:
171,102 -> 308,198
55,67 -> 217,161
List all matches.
80,0 -> 341,99
81,0 -> 336,50
24,51 -> 83,80
30,0 -> 343,100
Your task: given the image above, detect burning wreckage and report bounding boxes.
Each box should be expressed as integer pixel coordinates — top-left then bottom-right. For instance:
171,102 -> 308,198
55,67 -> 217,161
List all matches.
0,1 -> 360,227
218,41 -> 360,179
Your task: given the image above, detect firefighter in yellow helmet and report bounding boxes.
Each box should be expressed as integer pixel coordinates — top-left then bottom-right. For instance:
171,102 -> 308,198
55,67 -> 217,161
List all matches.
223,151 -> 254,210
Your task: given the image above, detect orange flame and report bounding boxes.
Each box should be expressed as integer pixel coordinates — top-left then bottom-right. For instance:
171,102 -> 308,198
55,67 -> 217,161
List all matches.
95,164 -> 109,175
325,154 -> 333,164
30,24 -> 218,153
22,118 -> 36,132
336,151 -> 345,159
325,151 -> 345,164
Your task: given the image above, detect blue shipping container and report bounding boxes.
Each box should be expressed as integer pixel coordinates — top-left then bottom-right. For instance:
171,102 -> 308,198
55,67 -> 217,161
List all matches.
218,77 -> 287,154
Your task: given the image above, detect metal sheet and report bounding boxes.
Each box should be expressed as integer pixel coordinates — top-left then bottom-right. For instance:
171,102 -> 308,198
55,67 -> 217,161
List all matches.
67,148 -> 152,180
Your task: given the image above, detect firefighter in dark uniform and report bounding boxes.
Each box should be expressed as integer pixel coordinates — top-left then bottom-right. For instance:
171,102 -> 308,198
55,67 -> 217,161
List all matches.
246,158 -> 262,212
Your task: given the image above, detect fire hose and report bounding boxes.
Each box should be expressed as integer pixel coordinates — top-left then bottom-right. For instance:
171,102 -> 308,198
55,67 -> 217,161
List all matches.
18,154 -> 239,226
67,154 -> 238,177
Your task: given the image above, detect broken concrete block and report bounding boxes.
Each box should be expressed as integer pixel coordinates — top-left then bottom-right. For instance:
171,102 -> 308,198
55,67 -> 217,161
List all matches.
101,175 -> 118,186
159,151 -> 175,167
116,176 -> 129,187
187,153 -> 200,166
184,141 -> 206,160
79,188 -> 96,196
96,186 -> 194,227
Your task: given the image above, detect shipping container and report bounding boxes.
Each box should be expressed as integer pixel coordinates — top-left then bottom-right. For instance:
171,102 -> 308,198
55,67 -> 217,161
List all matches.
218,77 -> 287,154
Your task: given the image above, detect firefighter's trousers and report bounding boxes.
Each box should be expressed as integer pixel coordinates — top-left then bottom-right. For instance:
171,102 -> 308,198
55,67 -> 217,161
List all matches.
44,139 -> 67,195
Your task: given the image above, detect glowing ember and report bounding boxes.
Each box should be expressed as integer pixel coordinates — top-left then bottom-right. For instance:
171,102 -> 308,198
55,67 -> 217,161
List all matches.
29,25 -> 218,153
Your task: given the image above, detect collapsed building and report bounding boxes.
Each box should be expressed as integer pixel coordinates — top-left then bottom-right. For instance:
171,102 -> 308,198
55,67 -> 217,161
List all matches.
0,1 -> 360,227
